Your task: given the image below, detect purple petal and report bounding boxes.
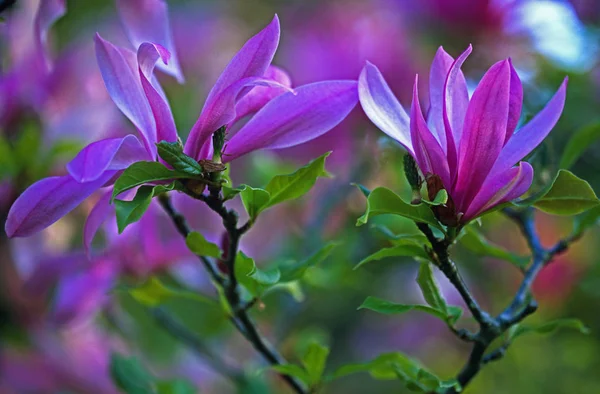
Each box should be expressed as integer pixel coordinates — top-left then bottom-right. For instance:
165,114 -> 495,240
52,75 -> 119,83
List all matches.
117,0 -> 184,82
505,59 -> 523,144
94,34 -> 156,155
184,15 -> 281,159
137,42 -> 178,143
5,171 -> 117,238
66,135 -> 148,183
454,59 -> 511,211
489,78 -> 568,177
358,62 -> 412,153
83,190 -> 113,258
34,0 -> 66,70
224,80 -> 358,160
427,47 -> 453,153
463,162 -> 533,221
184,76 -> 293,160
22,252 -> 88,297
442,45 -> 471,178
410,75 -> 451,188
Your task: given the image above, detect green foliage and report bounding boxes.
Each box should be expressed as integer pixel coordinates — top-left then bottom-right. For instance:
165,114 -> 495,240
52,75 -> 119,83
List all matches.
351,182 -> 371,198
269,342 -> 330,390
278,242 -> 339,282
155,380 -> 196,394
459,226 -> 528,268
121,277 -> 215,307
559,122 -> 600,169
508,318 -> 590,342
156,141 -> 203,175
355,242 -> 430,270
234,252 -> 281,297
185,231 -> 222,258
572,206 -> 600,237
422,189 -> 448,206
356,187 -> 442,230
239,185 -> 271,223
114,183 -> 175,233
416,263 -> 458,322
358,296 -> 462,324
112,161 -> 189,200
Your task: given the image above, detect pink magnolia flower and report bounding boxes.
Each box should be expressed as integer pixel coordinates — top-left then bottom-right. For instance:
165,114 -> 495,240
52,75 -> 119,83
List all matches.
5,11 -> 358,239
359,45 -> 568,224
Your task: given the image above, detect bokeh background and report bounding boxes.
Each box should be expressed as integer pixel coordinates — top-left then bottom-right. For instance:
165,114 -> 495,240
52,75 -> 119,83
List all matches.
1,0 -> 599,393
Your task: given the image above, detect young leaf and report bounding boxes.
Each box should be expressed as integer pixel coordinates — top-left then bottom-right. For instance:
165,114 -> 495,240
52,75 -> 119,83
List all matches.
279,242 -> 339,282
416,263 -> 448,315
185,231 -> 222,258
302,342 -> 330,386
355,243 -> 430,270
156,141 -> 203,175
370,225 -> 429,245
109,353 -> 154,394
356,187 -> 442,230
123,277 -> 215,307
269,364 -> 310,385
239,185 -> 270,222
234,252 -> 279,296
222,185 -> 243,201
509,318 -> 590,342
112,161 -> 190,200
263,151 -> 331,209
422,189 -> 448,206
114,184 -> 175,233
559,122 -> 600,169
351,182 -> 371,197
459,226 -> 528,268
359,296 -> 451,321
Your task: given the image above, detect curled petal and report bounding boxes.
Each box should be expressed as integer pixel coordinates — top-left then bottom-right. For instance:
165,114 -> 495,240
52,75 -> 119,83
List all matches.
410,75 -> 451,188
358,62 -> 412,153
224,80 -> 358,160
83,189 -> 113,258
137,42 -> 177,143
5,171 -> 117,238
490,78 -> 568,177
454,59 -> 511,211
66,135 -> 148,183
505,59 -> 523,144
34,0 -> 66,70
463,162 -> 533,221
117,0 -> 184,82
94,34 -> 156,155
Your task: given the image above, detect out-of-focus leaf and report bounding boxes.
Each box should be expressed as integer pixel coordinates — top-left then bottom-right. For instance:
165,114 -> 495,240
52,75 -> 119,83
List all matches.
279,242 -> 339,282
110,353 -> 154,394
239,185 -> 270,223
416,263 -> 448,315
459,226 -> 528,268
559,122 -> 600,169
269,364 -> 310,385
508,318 -> 590,342
358,296 -> 462,324
112,161 -> 189,200
572,205 -> 600,237
155,380 -> 196,394
302,342 -> 330,386
156,141 -> 203,175
356,187 -> 442,230
114,183 -> 175,233
186,231 -> 222,258
355,243 -> 429,270
0,134 -> 16,178
122,277 -> 214,307
234,252 -> 279,297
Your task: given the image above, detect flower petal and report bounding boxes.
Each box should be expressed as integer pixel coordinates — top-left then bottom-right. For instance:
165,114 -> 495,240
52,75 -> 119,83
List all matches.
454,59 -> 511,211
83,189 -> 113,258
137,42 -> 177,143
463,161 -> 533,221
34,0 -> 66,70
184,15 -> 281,159
94,34 -> 156,155
427,47 -> 453,152
505,59 -> 523,144
116,0 -> 184,82
410,75 -> 451,188
490,78 -> 568,177
358,62 -> 412,153
5,171 -> 117,238
66,135 -> 148,183
224,80 -> 358,160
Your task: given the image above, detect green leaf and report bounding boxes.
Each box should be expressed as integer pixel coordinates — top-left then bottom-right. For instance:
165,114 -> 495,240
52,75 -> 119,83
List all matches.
155,380 -> 196,394
370,225 -> 429,245
559,122 -> 600,169
109,353 -> 154,394
123,277 -> 214,307
509,318 -> 590,342
573,205 -> 600,237
239,185 -> 270,222
459,226 -> 528,268
222,185 -> 243,201
355,243 -> 429,270
422,189 -> 448,206
234,252 -> 279,296
263,152 -> 331,209
269,364 -> 310,385
356,187 -> 442,230
112,161 -> 190,200
351,182 -> 371,197
248,267 -> 281,286
114,183 -> 175,233
156,141 -> 203,175
358,296 -> 463,324
279,242 -> 339,282
185,231 -> 222,258
416,263 -> 447,315
302,342 -> 330,386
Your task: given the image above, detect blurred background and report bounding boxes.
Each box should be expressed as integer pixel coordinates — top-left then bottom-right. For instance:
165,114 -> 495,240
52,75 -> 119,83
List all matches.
1,0 -> 599,393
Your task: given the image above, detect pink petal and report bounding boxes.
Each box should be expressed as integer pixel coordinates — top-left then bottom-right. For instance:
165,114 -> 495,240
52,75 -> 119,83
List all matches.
463,161 -> 533,221
66,135 -> 148,183
34,0 -> 66,70
489,78 -> 568,177
410,75 -> 451,188
117,0 -> 184,82
427,47 -> 453,152
5,171 -> 117,238
184,15 -> 281,159
137,42 -> 178,143
83,189 -> 114,258
358,62 -> 412,153
505,59 -> 523,144
94,34 -> 156,155
454,59 -> 511,211
224,80 -> 358,161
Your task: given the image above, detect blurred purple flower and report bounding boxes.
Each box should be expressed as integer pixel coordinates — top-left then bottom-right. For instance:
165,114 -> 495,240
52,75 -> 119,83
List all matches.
359,45 -> 567,224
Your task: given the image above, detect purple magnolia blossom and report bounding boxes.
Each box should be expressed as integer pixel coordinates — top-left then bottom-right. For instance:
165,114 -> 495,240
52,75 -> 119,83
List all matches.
6,12 -> 358,243
359,45 -> 567,224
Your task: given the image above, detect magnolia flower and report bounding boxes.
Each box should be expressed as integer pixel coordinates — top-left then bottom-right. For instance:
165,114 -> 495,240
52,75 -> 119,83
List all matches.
6,11 -> 358,240
359,45 -> 567,225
